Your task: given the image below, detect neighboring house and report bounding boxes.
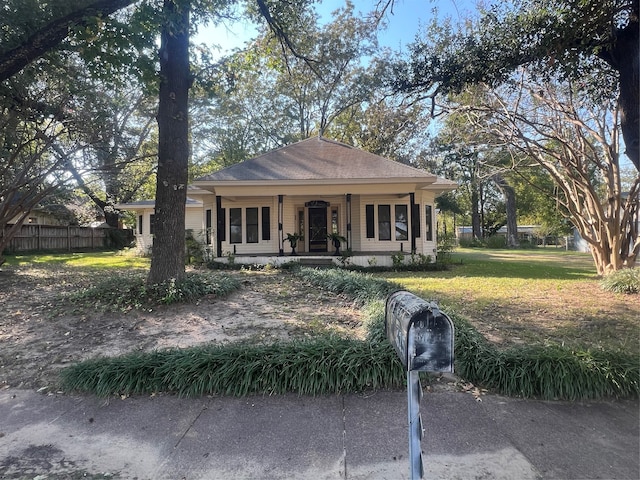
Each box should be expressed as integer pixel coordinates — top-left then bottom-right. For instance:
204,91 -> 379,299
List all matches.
119,137 -> 457,266
8,204 -> 76,226
456,225 -> 541,244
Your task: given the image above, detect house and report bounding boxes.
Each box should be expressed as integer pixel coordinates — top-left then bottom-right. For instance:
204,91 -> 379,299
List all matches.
116,195 -> 207,254
456,225 -> 541,244
120,137 -> 457,266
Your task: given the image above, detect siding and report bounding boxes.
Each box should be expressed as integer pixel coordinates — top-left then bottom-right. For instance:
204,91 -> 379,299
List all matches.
218,197 -> 277,256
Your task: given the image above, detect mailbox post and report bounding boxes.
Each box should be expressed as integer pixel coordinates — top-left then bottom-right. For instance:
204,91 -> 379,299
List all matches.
385,290 -> 455,480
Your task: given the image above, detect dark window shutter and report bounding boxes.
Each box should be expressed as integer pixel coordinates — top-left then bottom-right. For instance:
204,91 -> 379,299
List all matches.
366,204 -> 375,238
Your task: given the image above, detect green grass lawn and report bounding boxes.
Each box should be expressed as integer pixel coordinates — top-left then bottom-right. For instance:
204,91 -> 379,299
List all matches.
382,248 -> 639,353
4,250 -> 150,269
13,249 -> 634,399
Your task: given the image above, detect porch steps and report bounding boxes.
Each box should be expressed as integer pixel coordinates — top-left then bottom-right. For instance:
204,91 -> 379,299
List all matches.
297,257 -> 335,268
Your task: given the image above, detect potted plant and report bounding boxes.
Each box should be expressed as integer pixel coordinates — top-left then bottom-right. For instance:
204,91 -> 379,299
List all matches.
327,232 -> 347,256
286,232 -> 304,255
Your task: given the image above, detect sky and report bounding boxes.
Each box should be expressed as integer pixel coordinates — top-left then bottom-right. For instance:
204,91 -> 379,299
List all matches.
195,0 -> 480,56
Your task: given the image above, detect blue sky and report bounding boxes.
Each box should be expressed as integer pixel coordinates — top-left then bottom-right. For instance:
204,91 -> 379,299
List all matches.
195,0 -> 480,55
317,0 -> 477,50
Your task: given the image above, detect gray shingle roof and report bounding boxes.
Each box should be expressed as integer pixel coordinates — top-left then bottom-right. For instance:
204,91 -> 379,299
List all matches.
196,137 -> 437,182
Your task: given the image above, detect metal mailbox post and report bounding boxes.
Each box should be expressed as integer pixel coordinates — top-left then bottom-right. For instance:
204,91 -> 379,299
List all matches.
385,290 -> 455,480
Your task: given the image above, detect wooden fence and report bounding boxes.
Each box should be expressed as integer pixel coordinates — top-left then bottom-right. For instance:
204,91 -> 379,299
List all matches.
3,224 -> 132,252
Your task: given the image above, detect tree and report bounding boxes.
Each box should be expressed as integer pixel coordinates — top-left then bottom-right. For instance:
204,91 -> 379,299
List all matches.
0,0 -> 138,82
327,91 -> 431,163
422,104 -> 514,243
0,104 -> 72,266
59,80 -> 158,227
190,1 -> 390,174
454,72 -> 639,274
395,0 -> 639,171
147,0 -> 191,284
1,0 -> 318,283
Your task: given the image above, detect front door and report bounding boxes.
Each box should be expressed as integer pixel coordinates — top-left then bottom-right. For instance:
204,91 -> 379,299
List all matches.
308,207 -> 328,252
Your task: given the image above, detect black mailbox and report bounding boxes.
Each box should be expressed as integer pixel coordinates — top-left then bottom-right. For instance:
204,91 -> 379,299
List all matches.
385,290 -> 454,372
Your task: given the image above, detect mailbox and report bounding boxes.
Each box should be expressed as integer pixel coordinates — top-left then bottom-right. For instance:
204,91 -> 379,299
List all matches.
385,290 -> 454,373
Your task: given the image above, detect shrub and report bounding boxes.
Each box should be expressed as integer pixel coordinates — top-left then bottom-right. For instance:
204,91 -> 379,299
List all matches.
65,271 -> 240,312
485,235 -> 507,249
600,268 -> 640,294
391,252 -> 405,267
185,230 -> 206,265
294,267 -> 400,306
458,238 -> 485,248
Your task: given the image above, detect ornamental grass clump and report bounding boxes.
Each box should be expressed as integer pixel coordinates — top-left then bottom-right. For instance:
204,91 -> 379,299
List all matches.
65,271 -> 240,312
294,267 -> 400,306
451,313 -> 639,400
61,336 -> 405,397
600,268 -> 639,294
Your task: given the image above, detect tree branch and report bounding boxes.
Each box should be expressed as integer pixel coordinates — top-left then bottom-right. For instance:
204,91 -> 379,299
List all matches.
0,0 -> 137,82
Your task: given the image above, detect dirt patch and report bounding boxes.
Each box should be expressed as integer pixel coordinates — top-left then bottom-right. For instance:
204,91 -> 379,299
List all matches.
0,267 -> 364,391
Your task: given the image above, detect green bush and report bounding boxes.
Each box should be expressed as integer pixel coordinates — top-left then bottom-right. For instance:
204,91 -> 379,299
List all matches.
294,267 -> 400,306
600,268 -> 639,294
485,235 -> 507,249
65,271 -> 240,312
458,238 -> 485,248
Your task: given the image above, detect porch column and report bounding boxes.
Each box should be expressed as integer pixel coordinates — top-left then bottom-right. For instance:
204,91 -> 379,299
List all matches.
346,193 -> 352,250
410,193 -> 417,254
278,195 -> 284,255
216,195 -> 223,257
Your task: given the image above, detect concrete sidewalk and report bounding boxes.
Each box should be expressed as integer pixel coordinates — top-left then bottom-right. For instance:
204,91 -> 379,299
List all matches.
0,387 -> 638,479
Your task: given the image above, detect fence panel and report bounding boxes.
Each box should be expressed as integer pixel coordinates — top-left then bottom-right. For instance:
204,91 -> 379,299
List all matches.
3,224 -> 131,252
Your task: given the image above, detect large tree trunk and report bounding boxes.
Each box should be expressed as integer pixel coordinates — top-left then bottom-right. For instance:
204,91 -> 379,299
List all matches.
471,185 -> 482,240
494,174 -> 519,247
147,0 -> 190,285
599,7 -> 639,171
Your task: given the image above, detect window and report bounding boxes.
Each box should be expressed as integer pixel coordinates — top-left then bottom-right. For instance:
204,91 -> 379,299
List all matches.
230,208 -> 242,243
138,215 -> 143,235
378,205 -> 391,241
262,207 -> 270,240
395,205 -> 408,241
365,204 -> 375,238
246,208 -> 258,243
331,208 -> 339,234
205,209 -> 212,244
425,205 -> 433,241
149,214 -> 155,235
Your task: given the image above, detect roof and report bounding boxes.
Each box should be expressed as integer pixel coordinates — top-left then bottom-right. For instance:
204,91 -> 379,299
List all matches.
116,198 -> 203,210
195,137 -> 439,183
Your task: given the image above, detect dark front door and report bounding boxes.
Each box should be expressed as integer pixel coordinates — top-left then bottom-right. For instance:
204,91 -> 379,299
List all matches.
308,207 -> 328,252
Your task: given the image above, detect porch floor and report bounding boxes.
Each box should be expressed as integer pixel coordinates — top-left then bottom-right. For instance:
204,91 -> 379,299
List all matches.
212,250 -> 423,268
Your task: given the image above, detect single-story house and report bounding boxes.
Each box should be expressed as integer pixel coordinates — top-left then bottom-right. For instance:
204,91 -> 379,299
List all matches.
456,225 -> 541,243
119,137 -> 457,266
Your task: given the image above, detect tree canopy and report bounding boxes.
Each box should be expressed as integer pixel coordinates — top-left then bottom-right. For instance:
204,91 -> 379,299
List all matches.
395,0 -> 639,170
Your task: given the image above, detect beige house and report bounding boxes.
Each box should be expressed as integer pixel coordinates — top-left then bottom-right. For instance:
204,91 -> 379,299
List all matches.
117,197 -> 207,254
121,137 -> 456,266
